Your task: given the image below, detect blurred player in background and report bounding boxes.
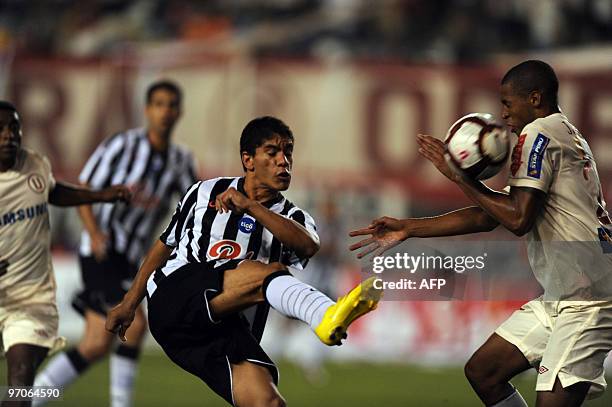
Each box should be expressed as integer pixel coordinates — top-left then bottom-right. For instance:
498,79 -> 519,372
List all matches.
0,101 -> 130,407
34,80 -> 198,407
106,116 -> 381,407
350,60 -> 612,407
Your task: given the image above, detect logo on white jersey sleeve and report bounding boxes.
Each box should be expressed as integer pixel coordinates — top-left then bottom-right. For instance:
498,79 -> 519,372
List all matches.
527,134 -> 549,179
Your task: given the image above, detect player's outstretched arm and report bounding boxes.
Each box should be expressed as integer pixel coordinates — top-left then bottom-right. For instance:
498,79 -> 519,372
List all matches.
216,187 -> 319,258
417,134 -> 545,236
349,207 -> 498,258
48,181 -> 131,206
106,240 -> 173,341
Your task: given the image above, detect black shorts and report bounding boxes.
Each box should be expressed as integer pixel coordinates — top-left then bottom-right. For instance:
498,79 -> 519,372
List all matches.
72,252 -> 138,317
147,261 -> 278,406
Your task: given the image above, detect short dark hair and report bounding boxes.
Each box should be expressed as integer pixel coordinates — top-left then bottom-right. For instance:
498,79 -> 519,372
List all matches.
145,80 -> 182,105
501,60 -> 559,107
240,116 -> 294,171
0,100 -> 17,113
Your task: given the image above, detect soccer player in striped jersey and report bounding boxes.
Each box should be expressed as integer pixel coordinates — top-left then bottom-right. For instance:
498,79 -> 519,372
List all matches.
34,81 -> 198,407
105,116 -> 381,407
351,60 -> 612,407
0,101 -> 130,406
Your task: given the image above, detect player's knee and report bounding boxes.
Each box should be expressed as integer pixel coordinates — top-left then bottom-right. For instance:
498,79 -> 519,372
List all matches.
235,260 -> 287,281
234,379 -> 286,407
243,393 -> 286,407
465,353 -> 506,393
464,355 -> 490,386
261,262 -> 290,284
266,262 -> 287,274
79,340 -> 112,361
260,262 -> 290,293
464,357 -> 478,382
268,395 -> 286,407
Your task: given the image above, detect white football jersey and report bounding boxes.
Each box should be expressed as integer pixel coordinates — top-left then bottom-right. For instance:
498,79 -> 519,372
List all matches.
0,148 -> 56,307
508,113 -> 612,300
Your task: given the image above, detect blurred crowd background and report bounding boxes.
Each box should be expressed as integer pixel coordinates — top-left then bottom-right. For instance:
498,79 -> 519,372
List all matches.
1,0 -> 611,388
1,0 -> 612,61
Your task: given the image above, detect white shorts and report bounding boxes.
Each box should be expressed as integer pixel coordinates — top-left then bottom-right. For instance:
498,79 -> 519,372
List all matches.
0,302 -> 65,355
495,299 -> 612,399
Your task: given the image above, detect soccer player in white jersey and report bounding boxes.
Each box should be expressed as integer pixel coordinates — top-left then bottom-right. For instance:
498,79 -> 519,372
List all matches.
350,60 -> 612,406
0,101 -> 129,406
106,116 -> 381,407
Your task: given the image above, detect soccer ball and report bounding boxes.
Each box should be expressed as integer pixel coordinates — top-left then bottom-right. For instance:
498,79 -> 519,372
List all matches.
444,113 -> 510,180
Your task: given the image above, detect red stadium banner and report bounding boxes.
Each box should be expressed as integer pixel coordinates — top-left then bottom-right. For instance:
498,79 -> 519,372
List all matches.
5,54 -> 611,207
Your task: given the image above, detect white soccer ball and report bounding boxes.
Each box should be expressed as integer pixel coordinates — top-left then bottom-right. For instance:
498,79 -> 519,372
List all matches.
444,113 -> 510,180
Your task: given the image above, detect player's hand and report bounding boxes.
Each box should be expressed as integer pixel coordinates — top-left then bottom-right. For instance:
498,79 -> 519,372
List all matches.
101,185 -> 132,203
416,134 -> 460,182
90,231 -> 109,262
349,216 -> 410,259
215,187 -> 253,214
106,301 -> 135,342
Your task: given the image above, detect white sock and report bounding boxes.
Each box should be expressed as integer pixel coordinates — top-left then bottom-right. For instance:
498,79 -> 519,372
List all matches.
491,389 -> 528,407
110,353 -> 138,407
264,274 -> 334,330
33,351 -> 82,407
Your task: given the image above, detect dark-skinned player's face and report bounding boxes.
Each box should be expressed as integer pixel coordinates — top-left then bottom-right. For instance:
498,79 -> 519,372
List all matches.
500,82 -> 537,135
0,109 -> 22,164
145,89 -> 181,135
244,134 -> 293,191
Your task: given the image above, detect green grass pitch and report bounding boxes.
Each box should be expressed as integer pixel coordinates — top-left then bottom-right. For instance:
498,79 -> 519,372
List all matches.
2,350 -> 612,406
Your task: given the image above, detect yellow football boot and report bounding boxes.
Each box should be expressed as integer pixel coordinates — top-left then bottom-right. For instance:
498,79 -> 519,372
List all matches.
314,276 -> 382,346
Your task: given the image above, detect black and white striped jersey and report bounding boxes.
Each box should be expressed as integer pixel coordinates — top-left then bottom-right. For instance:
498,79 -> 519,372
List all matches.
78,127 -> 198,265
150,176 -> 318,339
156,176 -> 318,275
